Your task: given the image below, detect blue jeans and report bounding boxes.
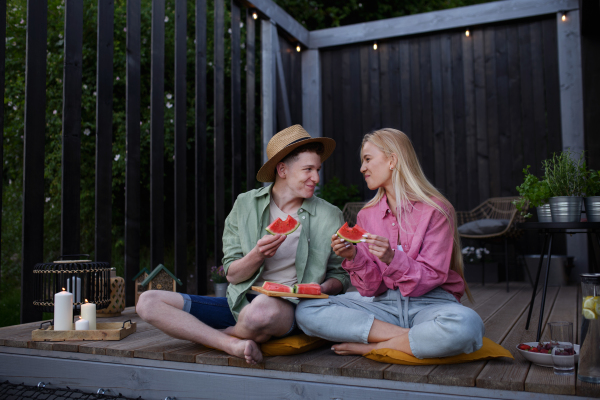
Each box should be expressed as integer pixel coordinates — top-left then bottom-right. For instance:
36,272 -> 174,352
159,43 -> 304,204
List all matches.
180,293 -> 298,337
295,287 -> 484,359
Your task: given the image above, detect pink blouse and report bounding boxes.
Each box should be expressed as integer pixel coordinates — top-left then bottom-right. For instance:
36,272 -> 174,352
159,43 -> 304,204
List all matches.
342,194 -> 465,302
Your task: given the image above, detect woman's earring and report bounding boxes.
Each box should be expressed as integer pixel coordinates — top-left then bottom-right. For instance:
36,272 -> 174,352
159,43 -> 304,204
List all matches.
390,167 -> 393,170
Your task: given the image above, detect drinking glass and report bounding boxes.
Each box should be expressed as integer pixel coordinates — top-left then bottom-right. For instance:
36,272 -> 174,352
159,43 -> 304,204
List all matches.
547,321 -> 574,375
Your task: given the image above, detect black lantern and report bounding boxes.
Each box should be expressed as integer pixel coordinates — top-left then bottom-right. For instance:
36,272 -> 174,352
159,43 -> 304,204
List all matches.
33,254 -> 111,313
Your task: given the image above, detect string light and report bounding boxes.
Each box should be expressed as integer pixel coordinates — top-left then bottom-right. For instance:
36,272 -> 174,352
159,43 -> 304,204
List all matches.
252,11 -> 258,20
561,12 -> 566,22
465,29 -> 470,37
296,45 -> 301,52
373,42 -> 378,50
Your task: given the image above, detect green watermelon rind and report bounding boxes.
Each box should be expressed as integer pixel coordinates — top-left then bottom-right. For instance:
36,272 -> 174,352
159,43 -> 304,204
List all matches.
336,223 -> 368,244
265,216 -> 300,235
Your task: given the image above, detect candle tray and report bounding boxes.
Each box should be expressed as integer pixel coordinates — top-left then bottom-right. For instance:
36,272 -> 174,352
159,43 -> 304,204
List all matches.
32,320 -> 136,342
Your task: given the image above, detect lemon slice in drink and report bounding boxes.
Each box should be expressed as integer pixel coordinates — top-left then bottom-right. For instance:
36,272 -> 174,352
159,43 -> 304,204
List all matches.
583,309 -> 598,320
583,296 -> 599,310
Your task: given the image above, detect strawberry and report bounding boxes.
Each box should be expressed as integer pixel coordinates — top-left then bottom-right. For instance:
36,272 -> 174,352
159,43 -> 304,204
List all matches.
518,344 -> 530,351
530,347 -> 539,353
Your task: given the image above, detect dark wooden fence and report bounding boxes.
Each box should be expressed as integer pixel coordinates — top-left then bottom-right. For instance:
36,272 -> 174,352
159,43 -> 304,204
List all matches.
321,15 -> 563,212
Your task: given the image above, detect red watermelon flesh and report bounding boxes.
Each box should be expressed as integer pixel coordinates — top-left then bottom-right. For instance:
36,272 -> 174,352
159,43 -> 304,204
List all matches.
293,283 -> 321,295
336,222 -> 368,244
266,215 -> 300,235
262,281 -> 293,293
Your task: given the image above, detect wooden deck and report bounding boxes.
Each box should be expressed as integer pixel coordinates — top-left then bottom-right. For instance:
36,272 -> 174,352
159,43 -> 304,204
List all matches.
1,282 -> 599,399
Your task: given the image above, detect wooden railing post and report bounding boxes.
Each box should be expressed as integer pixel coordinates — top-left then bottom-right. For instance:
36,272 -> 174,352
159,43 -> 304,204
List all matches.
214,0 -> 225,265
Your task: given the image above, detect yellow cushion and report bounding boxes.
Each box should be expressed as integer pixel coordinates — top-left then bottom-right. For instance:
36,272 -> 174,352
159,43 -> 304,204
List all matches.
364,337 -> 513,365
260,333 -> 328,357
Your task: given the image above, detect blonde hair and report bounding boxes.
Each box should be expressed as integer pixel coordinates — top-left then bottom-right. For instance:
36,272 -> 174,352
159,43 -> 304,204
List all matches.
361,128 -> 473,303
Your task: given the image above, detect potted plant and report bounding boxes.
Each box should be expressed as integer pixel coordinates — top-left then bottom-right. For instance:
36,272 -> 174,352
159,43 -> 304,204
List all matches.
514,166 -> 552,222
543,150 -> 586,223
210,265 -> 229,297
584,169 -> 600,222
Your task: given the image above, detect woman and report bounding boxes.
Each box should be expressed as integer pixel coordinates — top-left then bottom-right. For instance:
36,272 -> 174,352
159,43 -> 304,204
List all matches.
295,128 -> 484,359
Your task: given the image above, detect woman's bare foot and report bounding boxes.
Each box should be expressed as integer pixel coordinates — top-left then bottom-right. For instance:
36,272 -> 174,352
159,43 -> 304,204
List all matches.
227,338 -> 263,364
332,342 -> 377,356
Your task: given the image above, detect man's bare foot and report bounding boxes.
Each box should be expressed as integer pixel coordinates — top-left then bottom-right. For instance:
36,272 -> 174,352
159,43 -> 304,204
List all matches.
331,342 -> 376,356
227,337 -> 263,364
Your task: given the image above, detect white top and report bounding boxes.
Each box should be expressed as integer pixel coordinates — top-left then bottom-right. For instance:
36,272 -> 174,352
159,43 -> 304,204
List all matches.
253,198 -> 301,291
397,244 -> 404,252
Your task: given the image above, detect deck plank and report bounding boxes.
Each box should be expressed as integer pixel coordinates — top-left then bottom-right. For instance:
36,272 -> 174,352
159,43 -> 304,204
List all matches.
341,357 -> 391,379
163,342 -> 212,363
524,286 -> 578,395
384,364 -> 436,383
134,338 -> 196,361
301,353 -> 359,376
476,286 -> 559,391
195,349 -> 231,366
265,348 -> 331,372
426,285 -> 530,387
78,326 -> 160,356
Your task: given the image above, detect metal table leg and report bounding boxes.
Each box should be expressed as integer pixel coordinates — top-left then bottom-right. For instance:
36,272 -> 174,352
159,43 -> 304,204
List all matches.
526,233 -> 549,330
505,237 -> 509,292
536,233 -> 554,342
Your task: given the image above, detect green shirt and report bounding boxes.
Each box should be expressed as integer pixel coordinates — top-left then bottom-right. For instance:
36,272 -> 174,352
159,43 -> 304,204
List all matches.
222,185 -> 350,321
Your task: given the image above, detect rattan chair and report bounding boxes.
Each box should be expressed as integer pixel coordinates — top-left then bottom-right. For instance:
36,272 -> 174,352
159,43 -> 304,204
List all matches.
342,202 -> 367,226
456,197 -> 527,291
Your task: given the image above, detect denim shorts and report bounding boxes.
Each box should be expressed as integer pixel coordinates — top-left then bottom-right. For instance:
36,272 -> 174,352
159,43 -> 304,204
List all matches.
180,293 -> 298,337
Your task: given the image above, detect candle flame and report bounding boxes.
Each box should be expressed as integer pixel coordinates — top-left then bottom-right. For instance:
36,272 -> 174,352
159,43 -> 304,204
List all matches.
62,287 -> 66,291
85,299 -> 88,303
78,316 -> 82,320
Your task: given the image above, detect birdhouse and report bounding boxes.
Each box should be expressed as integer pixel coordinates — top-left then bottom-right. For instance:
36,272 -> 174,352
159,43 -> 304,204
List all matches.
140,264 -> 183,294
132,267 -> 151,306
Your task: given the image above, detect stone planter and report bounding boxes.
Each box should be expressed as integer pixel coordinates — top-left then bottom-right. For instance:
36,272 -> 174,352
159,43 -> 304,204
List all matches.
585,196 -> 600,222
463,262 -> 499,284
549,196 -> 583,223
537,203 -> 552,223
213,282 -> 229,298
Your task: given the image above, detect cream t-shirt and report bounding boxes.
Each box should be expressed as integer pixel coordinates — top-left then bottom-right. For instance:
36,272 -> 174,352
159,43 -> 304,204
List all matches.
253,198 -> 301,290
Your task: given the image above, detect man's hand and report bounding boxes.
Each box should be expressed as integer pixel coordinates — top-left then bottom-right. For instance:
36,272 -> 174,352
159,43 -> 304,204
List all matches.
364,233 -> 394,265
254,234 -> 286,260
331,234 -> 357,261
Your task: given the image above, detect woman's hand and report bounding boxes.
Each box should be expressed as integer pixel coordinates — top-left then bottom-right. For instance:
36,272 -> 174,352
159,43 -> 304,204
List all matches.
331,234 -> 356,261
364,234 -> 394,265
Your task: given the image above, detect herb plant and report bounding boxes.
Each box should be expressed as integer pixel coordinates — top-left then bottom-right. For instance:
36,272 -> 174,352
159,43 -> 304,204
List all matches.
542,150 -> 587,197
513,166 -> 551,218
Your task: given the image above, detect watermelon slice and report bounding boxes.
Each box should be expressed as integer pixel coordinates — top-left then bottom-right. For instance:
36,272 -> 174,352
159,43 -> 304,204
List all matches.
262,281 -> 293,293
293,283 -> 321,295
336,222 -> 368,244
266,215 -> 300,235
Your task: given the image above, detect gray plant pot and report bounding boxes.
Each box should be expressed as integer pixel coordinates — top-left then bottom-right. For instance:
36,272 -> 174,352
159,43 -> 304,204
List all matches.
585,196 -> 600,222
213,282 -> 229,298
549,196 -> 583,223
537,203 -> 552,223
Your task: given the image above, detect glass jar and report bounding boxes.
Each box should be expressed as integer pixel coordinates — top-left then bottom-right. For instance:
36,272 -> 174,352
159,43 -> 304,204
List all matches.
579,273 -> 600,383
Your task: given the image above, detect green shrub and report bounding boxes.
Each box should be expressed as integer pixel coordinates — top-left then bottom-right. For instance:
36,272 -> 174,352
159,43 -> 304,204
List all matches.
316,177 -> 361,210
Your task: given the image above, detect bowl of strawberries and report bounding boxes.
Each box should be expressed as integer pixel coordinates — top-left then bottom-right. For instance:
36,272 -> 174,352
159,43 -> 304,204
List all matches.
516,342 -> 580,367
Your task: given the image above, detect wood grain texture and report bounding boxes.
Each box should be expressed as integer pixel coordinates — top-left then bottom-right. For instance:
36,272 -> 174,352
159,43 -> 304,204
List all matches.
195,349 -> 231,366
473,27 -> 489,203
476,287 -> 559,391
241,0 -> 309,46
163,342 -> 211,363
384,364 -> 436,383
301,353 -> 359,376
265,347 -> 330,372
134,338 -> 194,360
524,286 -> 577,395
341,357 -> 390,380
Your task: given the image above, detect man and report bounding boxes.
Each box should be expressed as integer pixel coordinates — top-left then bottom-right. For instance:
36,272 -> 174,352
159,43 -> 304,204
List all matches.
137,125 -> 350,364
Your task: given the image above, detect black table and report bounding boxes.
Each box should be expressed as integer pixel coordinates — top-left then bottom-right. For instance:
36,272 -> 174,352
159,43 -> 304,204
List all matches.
517,222 -> 600,342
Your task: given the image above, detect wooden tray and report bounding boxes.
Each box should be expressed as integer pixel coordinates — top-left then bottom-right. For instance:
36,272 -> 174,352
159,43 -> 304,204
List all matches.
251,286 -> 329,299
32,320 -> 136,342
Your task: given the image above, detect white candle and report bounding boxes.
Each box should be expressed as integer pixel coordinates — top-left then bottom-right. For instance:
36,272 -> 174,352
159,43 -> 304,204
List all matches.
80,300 -> 96,330
66,277 -> 82,304
54,288 -> 73,331
75,316 -> 89,330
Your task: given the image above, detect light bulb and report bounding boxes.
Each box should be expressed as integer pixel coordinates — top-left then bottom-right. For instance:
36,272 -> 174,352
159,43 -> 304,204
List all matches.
465,30 -> 470,37
252,12 -> 258,20
561,13 -> 566,22
373,42 -> 378,50
296,45 -> 301,52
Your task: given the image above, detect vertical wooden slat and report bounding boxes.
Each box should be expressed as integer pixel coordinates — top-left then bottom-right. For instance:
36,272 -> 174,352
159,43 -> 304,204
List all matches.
0,0 -> 6,276
506,24 -> 523,196
451,32 -> 467,211
21,0 -> 47,323
530,21 -> 547,171
388,40 -> 402,130
518,23 -> 535,175
419,37 -> 434,182
214,0 -> 225,265
484,26 -> 499,198
320,50 -> 333,183
541,18 -> 561,157
174,0 -> 187,292
440,33 -> 455,204
231,0 -> 241,200
195,0 -> 207,294
125,0 -> 142,306
276,46 -> 292,129
349,46 -> 362,189
368,43 -> 381,132
245,8 -> 256,192
430,35 -> 445,190
462,32 -> 478,210
150,0 -> 165,270
61,0 -> 84,256
398,40 -> 411,136
260,19 -> 277,164
408,39 -> 422,159
495,26 -> 512,197
378,42 -> 391,128
473,28 -> 489,204
95,0 -> 115,263
301,49 -> 321,137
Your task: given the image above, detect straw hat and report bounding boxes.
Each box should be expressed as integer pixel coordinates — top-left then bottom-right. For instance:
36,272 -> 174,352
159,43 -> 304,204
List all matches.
256,125 -> 336,182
